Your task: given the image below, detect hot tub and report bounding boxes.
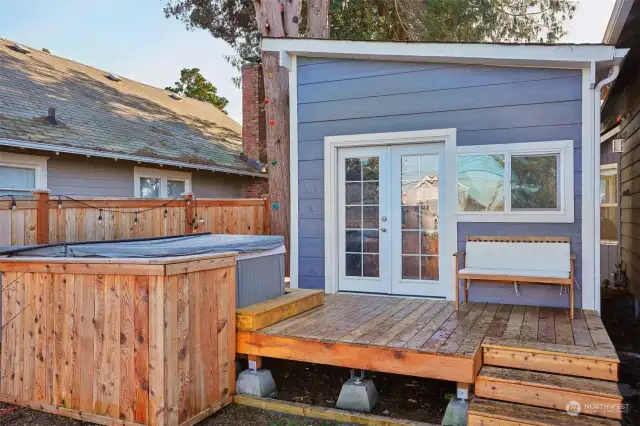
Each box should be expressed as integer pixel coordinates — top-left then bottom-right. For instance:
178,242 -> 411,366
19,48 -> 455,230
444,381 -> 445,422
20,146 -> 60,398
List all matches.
0,233 -> 286,308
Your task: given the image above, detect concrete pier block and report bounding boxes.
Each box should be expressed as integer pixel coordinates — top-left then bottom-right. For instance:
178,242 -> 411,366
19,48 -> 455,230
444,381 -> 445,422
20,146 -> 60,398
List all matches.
236,369 -> 277,398
336,378 -> 379,412
441,397 -> 469,426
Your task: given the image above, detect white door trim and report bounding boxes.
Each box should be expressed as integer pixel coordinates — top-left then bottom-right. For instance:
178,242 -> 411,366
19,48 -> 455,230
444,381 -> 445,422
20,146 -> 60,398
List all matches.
324,129 -> 458,299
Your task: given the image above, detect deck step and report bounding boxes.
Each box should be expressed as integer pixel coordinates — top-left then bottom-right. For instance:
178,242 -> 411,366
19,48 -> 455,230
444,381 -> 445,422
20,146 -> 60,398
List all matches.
468,398 -> 620,426
482,338 -> 619,381
475,366 -> 623,420
236,289 -> 325,331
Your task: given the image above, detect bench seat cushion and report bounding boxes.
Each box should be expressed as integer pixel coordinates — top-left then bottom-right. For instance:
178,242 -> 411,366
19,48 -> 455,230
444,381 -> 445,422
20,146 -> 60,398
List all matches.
459,267 -> 570,280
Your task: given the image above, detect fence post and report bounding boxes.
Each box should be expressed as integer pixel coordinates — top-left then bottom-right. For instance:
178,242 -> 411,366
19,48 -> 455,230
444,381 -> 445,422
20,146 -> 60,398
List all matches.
33,190 -> 50,245
262,195 -> 271,235
183,192 -> 194,234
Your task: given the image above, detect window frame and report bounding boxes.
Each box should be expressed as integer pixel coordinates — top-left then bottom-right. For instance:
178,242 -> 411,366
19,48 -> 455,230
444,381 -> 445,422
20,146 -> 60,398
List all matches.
456,140 -> 574,223
0,152 -> 48,193
134,166 -> 191,198
600,163 -> 618,244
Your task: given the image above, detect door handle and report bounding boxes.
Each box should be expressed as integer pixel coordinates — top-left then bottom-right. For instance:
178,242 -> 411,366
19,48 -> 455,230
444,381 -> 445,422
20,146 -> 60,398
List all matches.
380,228 -> 387,232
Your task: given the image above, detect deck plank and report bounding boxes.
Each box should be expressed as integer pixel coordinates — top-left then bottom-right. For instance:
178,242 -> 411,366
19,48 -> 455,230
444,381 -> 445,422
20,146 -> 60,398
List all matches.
292,296 -> 382,338
519,306 -> 539,342
537,307 -> 556,344
501,305 -> 526,339
456,304 -> 500,356
583,310 -> 617,353
309,297 -> 395,340
339,298 -> 414,343
571,310 -> 594,347
420,302 -> 474,353
369,300 -> 436,346
355,299 -> 425,345
262,295 -> 358,335
386,301 -> 449,348
404,303 -> 457,350
484,304 -> 512,338
322,298 -> 401,341
437,303 -> 487,354
554,308 -> 575,345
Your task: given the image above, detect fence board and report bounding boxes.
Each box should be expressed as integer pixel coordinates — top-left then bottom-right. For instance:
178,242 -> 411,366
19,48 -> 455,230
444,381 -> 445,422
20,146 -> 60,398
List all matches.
2,196 -> 269,246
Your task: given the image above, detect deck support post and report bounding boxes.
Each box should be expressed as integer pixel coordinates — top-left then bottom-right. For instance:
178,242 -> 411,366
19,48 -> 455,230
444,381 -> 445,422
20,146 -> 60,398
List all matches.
248,355 -> 263,371
456,382 -> 470,402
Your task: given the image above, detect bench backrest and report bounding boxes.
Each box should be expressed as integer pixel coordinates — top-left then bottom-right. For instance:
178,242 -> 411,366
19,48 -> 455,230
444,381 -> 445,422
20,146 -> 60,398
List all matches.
465,236 -> 571,273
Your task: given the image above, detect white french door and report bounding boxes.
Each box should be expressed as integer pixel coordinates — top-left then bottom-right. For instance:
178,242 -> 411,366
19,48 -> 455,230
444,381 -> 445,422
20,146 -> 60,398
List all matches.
337,143 -> 446,297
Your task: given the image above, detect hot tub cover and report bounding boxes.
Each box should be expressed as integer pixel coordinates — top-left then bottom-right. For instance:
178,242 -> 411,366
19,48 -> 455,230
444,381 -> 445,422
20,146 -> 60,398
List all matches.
0,233 -> 284,258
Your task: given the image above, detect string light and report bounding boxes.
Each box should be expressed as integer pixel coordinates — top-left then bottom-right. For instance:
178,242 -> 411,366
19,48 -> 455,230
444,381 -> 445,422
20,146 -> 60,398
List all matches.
57,196 -> 62,209
10,196 -> 16,211
98,209 -> 103,224
134,211 -> 139,224
164,208 -> 168,218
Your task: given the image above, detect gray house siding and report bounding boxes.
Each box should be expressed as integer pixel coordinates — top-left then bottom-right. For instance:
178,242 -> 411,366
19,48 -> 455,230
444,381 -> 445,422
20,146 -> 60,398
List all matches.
296,57 -> 583,308
44,153 -> 247,198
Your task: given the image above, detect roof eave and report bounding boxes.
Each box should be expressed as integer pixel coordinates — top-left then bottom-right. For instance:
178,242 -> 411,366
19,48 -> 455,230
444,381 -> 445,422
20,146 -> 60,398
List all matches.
0,138 -> 267,178
262,38 -> 626,70
602,0 -> 636,44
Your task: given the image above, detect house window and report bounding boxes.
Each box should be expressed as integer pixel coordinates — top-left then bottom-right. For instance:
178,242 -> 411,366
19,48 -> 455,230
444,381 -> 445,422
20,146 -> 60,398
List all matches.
134,167 -> 191,198
0,152 -> 48,195
456,140 -> 573,223
600,164 -> 618,243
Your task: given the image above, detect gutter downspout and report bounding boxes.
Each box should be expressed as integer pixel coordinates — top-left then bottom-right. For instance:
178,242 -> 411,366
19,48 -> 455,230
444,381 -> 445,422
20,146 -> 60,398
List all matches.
592,65 -> 621,313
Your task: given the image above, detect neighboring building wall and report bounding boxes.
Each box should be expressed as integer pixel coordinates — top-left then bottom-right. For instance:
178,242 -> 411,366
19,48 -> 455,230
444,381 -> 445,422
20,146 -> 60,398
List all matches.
600,137 -> 621,283
3,150 -> 250,198
241,62 -> 269,198
296,57 -> 583,307
617,80 -> 640,299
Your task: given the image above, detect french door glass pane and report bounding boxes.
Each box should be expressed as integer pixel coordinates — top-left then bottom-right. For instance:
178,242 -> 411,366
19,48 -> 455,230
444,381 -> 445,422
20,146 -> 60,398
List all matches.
345,156 -> 380,277
400,154 -> 439,281
140,177 -> 161,198
167,180 -> 185,197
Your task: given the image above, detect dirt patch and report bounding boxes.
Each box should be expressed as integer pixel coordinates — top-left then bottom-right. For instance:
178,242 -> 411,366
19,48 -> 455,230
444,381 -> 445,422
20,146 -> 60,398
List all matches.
601,294 -> 640,426
261,357 -> 452,424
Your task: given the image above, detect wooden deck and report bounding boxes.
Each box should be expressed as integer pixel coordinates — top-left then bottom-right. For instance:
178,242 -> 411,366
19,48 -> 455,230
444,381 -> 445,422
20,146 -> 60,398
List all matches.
236,294 -> 619,384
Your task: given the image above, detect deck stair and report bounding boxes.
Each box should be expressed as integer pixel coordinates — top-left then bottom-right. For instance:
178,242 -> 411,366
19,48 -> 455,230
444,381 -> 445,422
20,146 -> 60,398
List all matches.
474,366 -> 623,421
468,398 -> 620,426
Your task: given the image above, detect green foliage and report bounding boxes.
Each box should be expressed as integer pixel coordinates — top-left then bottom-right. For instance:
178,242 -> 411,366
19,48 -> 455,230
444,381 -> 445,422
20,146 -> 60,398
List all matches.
164,0 -> 577,83
165,68 -> 229,113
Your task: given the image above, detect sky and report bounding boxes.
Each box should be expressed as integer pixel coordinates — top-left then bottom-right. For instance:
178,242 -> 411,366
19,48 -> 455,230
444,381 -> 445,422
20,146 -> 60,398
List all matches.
1,0 -> 618,124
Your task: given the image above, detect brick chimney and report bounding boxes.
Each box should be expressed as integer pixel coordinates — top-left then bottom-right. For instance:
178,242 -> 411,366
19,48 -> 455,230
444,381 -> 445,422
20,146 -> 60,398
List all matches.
241,62 -> 269,198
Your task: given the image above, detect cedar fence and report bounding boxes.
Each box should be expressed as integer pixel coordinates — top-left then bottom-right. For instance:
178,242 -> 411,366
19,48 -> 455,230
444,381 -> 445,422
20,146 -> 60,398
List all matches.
0,191 -> 270,246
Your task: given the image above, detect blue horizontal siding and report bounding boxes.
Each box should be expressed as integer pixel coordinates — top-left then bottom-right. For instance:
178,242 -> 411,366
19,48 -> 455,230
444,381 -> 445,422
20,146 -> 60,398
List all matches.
296,57 -> 583,309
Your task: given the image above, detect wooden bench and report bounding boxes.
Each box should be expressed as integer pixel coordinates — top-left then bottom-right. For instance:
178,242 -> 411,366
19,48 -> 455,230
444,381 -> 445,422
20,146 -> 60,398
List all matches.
453,236 -> 576,319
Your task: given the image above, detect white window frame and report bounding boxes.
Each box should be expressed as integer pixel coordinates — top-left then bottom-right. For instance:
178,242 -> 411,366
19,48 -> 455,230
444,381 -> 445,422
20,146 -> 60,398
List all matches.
456,140 -> 574,223
134,166 -> 191,198
0,152 -> 48,193
600,163 -> 618,245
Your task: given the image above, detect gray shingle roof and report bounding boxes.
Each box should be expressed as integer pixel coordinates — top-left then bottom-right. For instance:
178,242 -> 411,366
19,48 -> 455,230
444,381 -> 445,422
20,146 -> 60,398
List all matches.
0,39 -> 263,176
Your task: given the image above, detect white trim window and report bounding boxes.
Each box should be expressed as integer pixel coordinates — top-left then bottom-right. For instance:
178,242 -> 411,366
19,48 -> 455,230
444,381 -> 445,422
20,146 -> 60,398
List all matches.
456,140 -> 574,223
134,167 -> 191,199
0,152 -> 48,195
600,163 -> 618,244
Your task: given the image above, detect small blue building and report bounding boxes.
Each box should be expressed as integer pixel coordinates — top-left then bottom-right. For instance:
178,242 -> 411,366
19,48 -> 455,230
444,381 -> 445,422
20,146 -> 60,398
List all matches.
263,38 -> 627,312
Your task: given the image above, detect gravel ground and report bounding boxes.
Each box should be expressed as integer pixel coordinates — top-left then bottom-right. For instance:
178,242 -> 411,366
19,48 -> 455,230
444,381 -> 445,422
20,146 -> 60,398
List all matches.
0,403 -> 353,426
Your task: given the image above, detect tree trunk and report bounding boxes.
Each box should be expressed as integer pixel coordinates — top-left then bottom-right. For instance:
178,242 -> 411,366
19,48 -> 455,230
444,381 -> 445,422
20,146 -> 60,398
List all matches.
307,0 -> 330,38
284,0 -> 303,37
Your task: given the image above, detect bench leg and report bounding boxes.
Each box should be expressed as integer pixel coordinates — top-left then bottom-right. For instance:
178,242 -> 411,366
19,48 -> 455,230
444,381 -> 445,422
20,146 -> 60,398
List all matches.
569,284 -> 574,320
464,279 -> 469,303
454,260 -> 459,310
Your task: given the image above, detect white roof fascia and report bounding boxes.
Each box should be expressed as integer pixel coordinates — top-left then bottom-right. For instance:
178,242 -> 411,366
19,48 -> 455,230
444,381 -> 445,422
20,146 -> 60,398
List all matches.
262,38 -> 627,70
0,138 -> 266,178
602,0 -> 635,44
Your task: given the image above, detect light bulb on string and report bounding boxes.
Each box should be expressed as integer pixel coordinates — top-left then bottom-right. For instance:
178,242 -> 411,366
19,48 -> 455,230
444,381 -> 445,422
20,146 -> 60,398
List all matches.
10,196 -> 16,211
57,196 -> 62,209
98,209 -> 103,224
